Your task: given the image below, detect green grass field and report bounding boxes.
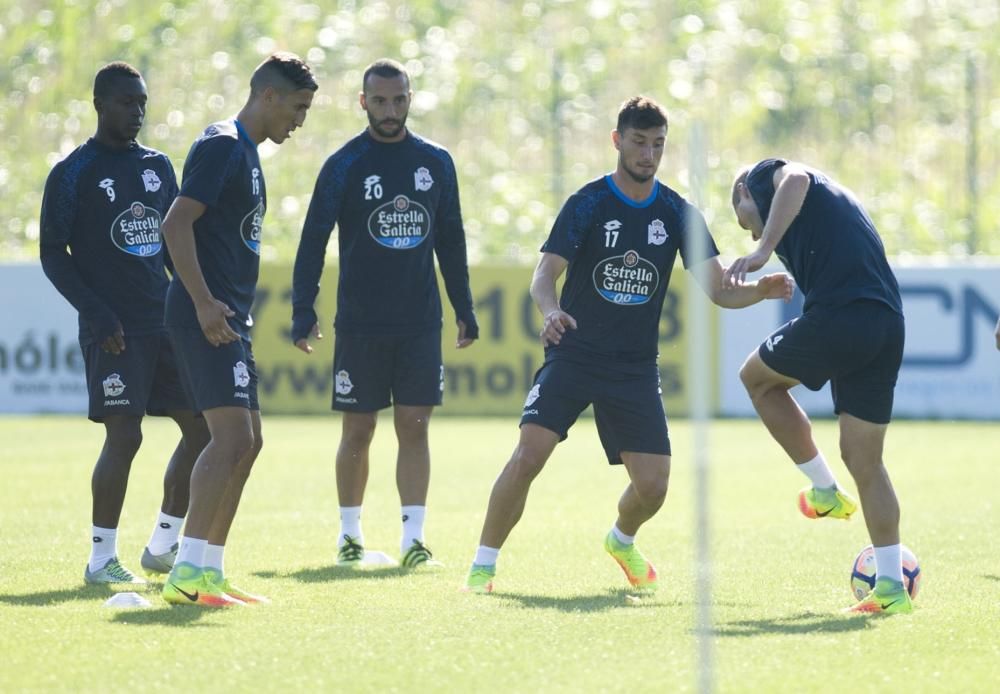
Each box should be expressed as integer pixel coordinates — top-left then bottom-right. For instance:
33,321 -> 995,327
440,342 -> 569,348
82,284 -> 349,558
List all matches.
1,416 -> 998,692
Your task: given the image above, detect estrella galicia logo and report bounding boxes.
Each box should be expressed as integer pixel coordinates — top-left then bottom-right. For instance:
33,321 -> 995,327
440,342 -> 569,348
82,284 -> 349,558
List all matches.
367,195 -> 431,249
240,201 -> 264,255
592,249 -> 659,305
110,202 -> 162,257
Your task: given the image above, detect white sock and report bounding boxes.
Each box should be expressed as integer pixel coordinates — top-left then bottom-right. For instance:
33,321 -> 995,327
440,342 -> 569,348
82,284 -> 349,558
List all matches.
339,506 -> 363,546
176,536 -> 207,567
401,505 -> 426,554
89,526 -> 117,572
473,545 -> 500,567
204,544 -> 225,575
611,524 -> 635,546
873,544 -> 904,584
147,512 -> 185,555
796,453 -> 838,489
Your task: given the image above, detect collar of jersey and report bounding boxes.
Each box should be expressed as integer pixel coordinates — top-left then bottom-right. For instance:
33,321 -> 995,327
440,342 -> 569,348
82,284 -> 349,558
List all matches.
234,119 -> 257,150
604,174 -> 658,208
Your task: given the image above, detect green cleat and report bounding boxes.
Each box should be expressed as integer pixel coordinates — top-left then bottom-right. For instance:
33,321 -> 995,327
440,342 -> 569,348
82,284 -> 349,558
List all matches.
84,557 -> 146,585
401,539 -> 442,569
203,568 -> 270,604
162,562 -> 245,607
462,564 -> 495,593
604,532 -> 658,590
798,486 -> 858,520
140,543 -> 178,575
337,535 -> 365,566
843,577 -> 913,615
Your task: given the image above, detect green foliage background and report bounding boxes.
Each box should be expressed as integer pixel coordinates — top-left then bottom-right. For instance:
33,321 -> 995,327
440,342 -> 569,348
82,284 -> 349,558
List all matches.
2,0 -> 998,262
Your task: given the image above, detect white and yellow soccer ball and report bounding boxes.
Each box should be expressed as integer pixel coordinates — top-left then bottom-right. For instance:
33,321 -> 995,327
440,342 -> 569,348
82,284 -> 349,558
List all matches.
850,544 -> 922,601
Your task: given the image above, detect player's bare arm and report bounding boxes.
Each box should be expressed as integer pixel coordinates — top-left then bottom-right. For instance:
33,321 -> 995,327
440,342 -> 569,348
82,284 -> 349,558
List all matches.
724,163 -> 810,288
995,316 -> 1000,351
161,195 -> 239,347
531,252 -> 577,346
294,322 -> 323,354
694,257 -> 794,308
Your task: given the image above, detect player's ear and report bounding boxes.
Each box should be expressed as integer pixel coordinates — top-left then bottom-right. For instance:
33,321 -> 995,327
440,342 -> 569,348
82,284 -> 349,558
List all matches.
359,91 -> 367,110
611,129 -> 621,151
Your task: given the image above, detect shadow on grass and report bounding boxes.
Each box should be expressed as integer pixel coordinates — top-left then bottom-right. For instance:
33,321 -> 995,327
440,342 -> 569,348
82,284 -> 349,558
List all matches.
492,589 -> 671,613
983,574 -> 1000,583
254,565 -> 409,584
109,606 -> 220,627
713,611 -> 876,637
0,585 -> 124,606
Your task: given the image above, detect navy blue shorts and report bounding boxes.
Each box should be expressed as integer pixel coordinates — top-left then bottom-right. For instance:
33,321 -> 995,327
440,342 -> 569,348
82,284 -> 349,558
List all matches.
519,357 -> 670,465
82,332 -> 192,422
167,327 -> 259,412
332,331 -> 443,412
758,299 -> 904,424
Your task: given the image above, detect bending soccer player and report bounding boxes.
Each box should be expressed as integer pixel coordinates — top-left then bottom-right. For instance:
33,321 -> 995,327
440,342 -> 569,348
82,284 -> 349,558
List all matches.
160,53 -> 317,606
292,59 -> 477,569
40,62 -> 209,585
463,97 -> 793,593
726,159 -> 911,615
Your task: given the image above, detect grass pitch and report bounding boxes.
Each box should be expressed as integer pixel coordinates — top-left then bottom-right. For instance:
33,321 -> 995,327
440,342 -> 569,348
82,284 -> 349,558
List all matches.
1,416 -> 998,692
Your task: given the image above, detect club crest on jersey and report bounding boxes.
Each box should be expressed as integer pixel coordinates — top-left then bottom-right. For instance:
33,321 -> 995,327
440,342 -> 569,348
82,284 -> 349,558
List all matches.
240,201 -> 264,255
335,370 -> 354,395
233,361 -> 250,388
98,178 -> 116,202
102,373 -> 126,397
367,195 -> 431,249
592,249 -> 660,305
414,166 -> 433,191
141,168 -> 162,192
647,219 -> 668,245
110,202 -> 162,257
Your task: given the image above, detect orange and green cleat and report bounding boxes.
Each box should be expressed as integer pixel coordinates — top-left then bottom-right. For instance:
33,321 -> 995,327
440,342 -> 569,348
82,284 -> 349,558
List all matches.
843,577 -> 913,615
162,562 -> 246,607
798,486 -> 858,520
462,564 -> 496,594
604,532 -> 658,590
204,568 -> 270,605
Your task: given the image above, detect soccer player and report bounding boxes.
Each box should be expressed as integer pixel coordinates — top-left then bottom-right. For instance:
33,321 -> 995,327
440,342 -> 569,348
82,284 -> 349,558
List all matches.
725,159 -> 910,615
40,62 -> 209,585
160,53 -> 317,606
292,59 -> 478,569
462,96 -> 793,594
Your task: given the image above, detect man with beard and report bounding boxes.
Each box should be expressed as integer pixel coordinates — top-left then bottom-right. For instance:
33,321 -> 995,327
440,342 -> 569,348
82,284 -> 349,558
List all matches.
292,58 -> 478,569
40,62 -> 209,585
462,96 -> 792,593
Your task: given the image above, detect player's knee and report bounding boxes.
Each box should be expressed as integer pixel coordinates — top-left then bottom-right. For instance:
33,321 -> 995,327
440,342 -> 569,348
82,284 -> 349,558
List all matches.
105,421 -> 143,458
508,446 -> 548,481
634,475 -> 669,508
342,417 -> 377,450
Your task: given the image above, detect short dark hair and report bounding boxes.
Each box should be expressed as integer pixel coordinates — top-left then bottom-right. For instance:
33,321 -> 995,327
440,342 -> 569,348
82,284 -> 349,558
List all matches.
93,62 -> 142,98
362,58 -> 409,92
616,95 -> 668,135
250,52 -> 318,94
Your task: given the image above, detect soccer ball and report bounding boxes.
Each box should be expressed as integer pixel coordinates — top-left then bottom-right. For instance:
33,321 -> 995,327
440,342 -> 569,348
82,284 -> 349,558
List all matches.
850,544 -> 922,601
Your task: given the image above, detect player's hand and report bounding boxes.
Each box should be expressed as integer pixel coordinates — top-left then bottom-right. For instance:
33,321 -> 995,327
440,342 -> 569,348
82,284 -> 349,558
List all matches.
723,249 -> 771,288
540,309 -> 577,347
995,317 -> 1000,351
295,323 -> 323,354
756,272 -> 795,302
100,323 -> 126,355
456,320 -> 476,349
195,298 -> 240,347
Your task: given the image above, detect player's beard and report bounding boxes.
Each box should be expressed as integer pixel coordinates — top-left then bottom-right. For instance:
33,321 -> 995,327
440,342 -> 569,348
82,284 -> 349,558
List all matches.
621,158 -> 655,184
368,112 -> 407,139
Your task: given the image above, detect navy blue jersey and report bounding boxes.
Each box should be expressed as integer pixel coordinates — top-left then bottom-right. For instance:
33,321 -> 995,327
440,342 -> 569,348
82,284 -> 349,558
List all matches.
165,119 -> 264,340
746,158 -> 902,314
542,175 -> 719,364
40,138 -> 178,345
291,130 -> 477,340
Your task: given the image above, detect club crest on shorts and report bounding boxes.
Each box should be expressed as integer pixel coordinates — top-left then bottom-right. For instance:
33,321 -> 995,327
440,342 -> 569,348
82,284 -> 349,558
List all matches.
524,384 -> 540,408
141,168 -> 162,192
102,373 -> 126,397
414,166 -> 433,191
335,370 -> 354,395
233,361 -> 250,388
